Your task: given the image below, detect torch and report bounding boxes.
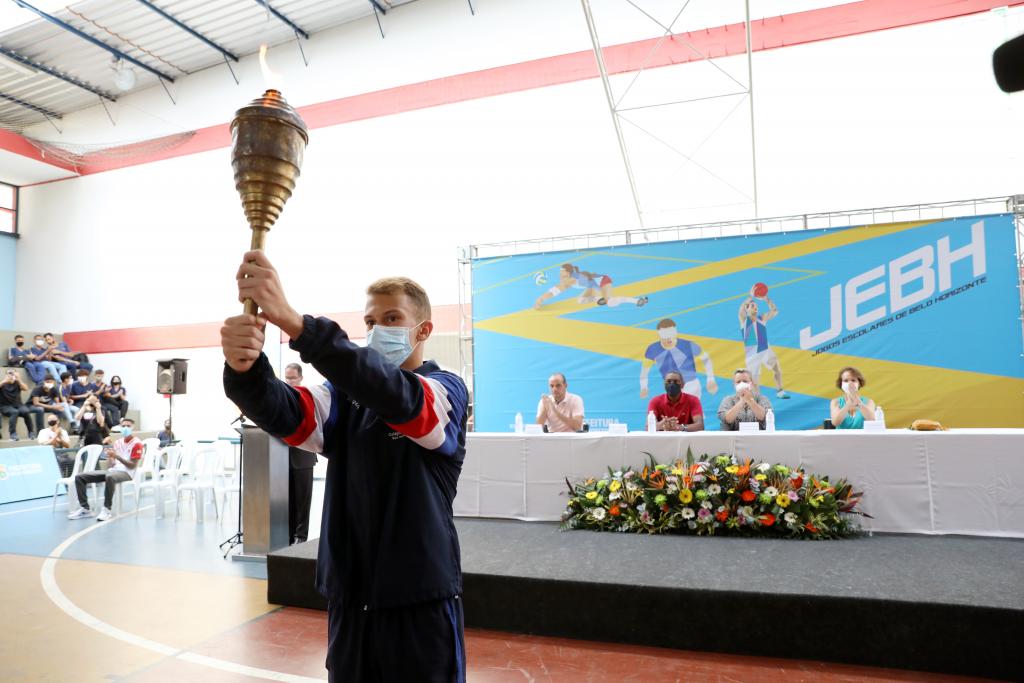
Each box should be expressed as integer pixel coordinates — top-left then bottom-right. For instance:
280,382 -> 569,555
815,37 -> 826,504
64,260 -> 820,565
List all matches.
230,89 -> 309,315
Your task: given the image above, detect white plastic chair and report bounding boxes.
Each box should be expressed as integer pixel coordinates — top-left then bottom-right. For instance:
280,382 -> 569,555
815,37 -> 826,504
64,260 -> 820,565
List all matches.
176,446 -> 223,521
217,441 -> 242,520
115,442 -> 158,515
52,445 -> 103,511
142,445 -> 182,517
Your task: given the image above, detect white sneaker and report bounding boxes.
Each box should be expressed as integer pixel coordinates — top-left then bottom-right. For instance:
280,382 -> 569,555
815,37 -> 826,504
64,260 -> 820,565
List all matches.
776,389 -> 790,399
67,507 -> 94,520
96,507 -> 113,522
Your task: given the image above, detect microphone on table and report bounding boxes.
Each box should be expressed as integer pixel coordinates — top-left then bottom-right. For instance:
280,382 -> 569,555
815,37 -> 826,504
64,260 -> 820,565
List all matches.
993,32 -> 1024,93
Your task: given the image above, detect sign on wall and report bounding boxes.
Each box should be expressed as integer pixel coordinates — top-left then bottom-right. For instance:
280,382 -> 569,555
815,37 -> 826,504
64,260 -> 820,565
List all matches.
470,214 -> 1024,431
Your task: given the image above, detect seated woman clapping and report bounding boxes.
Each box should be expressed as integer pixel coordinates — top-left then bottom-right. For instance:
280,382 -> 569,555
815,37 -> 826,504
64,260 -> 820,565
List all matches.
829,366 -> 876,429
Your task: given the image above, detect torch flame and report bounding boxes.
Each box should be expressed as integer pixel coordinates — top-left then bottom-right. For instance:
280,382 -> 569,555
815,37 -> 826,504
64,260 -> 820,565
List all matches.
258,44 -> 283,90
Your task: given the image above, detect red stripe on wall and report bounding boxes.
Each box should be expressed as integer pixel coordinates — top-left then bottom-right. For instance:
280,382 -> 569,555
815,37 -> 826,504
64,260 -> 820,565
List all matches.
0,128 -> 78,174
6,0 -> 1019,179
63,303 -> 466,354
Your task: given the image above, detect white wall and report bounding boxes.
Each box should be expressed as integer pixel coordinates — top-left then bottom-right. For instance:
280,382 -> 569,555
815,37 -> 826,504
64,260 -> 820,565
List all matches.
9,1 -> 1024,429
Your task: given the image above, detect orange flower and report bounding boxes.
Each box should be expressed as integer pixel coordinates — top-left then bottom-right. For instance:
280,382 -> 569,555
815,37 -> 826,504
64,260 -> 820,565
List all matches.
642,466 -> 650,480
804,522 -> 818,533
792,476 -> 803,489
660,504 -> 670,513
759,513 -> 776,526
741,490 -> 756,502
609,504 -> 621,517
715,509 -> 729,522
737,465 -> 750,476
648,471 -> 666,489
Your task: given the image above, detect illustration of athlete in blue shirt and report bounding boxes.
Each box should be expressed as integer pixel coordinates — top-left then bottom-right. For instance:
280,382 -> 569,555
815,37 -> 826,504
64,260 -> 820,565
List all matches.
639,318 -> 717,399
739,288 -> 789,399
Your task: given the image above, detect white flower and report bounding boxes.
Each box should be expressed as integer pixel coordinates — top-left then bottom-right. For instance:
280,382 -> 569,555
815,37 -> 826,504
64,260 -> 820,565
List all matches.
667,485 -> 678,494
701,501 -> 713,509
708,484 -> 722,495
757,463 -> 771,472
764,486 -> 778,498
609,491 -> 621,501
681,508 -> 695,519
687,520 -> 697,529
626,482 -> 640,492
784,512 -> 797,524
613,471 -> 622,478
592,507 -> 606,521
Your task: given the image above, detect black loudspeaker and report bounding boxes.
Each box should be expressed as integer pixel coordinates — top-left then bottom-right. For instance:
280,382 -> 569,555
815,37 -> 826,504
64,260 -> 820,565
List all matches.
156,359 -> 188,395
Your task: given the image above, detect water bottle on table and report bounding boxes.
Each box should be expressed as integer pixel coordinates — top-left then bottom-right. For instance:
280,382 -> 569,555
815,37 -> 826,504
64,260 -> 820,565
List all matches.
514,412 -> 524,433
875,406 -> 885,428
765,409 -> 775,432
646,411 -> 657,433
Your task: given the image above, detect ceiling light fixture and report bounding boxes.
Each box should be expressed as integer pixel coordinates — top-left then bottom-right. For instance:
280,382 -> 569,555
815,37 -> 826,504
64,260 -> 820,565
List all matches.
112,58 -> 136,91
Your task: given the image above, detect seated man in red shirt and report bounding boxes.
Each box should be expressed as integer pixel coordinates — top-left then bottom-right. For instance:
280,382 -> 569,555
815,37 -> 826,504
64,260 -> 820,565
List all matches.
67,418 -> 143,522
647,371 -> 704,432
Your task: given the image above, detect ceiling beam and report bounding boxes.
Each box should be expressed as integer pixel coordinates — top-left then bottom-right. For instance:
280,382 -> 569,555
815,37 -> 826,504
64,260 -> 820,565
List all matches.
0,46 -> 117,102
252,0 -> 310,40
12,0 -> 176,83
133,0 -> 239,62
0,90 -> 62,119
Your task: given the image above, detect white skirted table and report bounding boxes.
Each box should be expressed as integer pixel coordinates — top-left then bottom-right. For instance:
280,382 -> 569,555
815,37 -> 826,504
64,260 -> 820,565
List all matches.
453,429 -> 1024,538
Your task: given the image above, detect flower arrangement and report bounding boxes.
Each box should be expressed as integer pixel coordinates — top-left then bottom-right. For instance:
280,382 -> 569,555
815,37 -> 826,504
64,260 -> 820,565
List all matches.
561,449 -> 866,539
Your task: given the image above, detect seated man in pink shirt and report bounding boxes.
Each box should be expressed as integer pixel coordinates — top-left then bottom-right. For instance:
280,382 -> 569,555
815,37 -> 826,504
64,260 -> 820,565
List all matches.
536,372 -> 585,432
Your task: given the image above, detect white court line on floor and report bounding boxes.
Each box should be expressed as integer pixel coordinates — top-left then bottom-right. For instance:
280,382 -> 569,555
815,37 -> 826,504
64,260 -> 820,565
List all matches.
0,501 -> 67,516
39,507 -> 325,682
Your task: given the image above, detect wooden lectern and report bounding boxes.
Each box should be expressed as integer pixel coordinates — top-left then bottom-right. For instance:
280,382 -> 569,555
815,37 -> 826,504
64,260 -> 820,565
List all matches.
234,425 -> 290,561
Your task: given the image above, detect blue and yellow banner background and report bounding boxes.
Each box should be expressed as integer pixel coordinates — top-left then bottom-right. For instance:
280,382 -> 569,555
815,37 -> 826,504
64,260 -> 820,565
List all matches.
471,214 -> 1024,431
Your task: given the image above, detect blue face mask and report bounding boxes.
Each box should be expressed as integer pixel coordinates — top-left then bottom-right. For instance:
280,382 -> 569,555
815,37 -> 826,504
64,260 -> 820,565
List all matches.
121,426 -> 132,437
366,322 -> 422,367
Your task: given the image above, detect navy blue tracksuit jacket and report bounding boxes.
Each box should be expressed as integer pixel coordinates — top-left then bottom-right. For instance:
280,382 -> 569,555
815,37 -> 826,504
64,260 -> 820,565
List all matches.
224,314 -> 469,611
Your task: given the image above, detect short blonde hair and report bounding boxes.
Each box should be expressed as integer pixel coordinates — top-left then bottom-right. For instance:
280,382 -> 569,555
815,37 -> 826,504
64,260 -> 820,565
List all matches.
366,277 -> 432,320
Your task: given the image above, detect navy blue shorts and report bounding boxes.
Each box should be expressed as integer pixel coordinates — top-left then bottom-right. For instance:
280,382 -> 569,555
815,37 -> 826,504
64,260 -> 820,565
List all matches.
327,596 -> 465,683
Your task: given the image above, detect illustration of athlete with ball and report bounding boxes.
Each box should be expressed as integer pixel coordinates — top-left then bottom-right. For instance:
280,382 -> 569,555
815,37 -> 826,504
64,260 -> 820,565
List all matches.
534,263 -> 649,310
739,283 -> 789,399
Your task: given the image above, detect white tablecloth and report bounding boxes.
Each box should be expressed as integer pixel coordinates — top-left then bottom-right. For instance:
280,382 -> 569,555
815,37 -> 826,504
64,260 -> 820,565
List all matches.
453,430 -> 1024,537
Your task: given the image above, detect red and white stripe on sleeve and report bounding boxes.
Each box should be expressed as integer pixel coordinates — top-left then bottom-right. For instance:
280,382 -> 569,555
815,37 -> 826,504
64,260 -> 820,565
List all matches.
282,384 -> 333,454
386,376 -> 454,451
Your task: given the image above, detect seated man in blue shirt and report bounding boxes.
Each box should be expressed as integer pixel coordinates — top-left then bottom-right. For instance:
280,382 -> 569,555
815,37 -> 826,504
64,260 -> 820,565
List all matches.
44,333 -> 92,374
6,335 -> 30,368
222,251 -> 469,683
69,369 -> 97,408
25,335 -> 66,384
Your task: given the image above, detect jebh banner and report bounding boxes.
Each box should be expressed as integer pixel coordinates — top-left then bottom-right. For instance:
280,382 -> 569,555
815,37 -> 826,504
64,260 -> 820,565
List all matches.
470,214 -> 1024,431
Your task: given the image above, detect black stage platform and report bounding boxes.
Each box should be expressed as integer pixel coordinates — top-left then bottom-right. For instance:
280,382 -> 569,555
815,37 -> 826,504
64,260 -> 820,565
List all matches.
268,519 -> 1024,680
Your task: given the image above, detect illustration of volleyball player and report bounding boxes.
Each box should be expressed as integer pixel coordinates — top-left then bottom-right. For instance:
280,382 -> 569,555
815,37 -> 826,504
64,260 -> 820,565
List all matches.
534,263 -> 648,310
739,285 -> 789,398
639,318 -> 717,399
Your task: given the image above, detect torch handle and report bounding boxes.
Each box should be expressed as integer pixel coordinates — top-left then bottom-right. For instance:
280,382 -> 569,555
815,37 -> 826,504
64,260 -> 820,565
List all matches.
242,228 -> 268,316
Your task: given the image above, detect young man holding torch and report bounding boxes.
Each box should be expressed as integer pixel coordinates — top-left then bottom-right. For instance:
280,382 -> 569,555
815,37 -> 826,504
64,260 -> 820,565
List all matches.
221,251 -> 468,682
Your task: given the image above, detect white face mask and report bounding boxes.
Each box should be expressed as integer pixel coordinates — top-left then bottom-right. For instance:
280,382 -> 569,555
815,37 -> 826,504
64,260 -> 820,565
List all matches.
78,377 -> 89,384
735,381 -> 751,393
657,327 -> 677,340
35,340 -> 45,347
43,382 -> 55,390
842,380 -> 857,394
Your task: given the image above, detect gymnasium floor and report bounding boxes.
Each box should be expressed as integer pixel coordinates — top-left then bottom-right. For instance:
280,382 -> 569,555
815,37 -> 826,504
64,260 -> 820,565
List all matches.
0,486 -> 996,682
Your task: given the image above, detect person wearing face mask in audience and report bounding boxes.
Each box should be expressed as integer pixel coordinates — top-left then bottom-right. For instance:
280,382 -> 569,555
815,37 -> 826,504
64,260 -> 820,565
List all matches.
1,368 -> 42,440
101,375 -> 129,424
158,419 -> 175,447
648,371 -> 704,432
44,332 -> 92,375
221,251 -> 469,683
7,334 -> 30,368
717,368 -> 772,431
67,418 -> 142,522
25,334 -> 66,384
31,377 -> 73,427
37,415 -> 71,448
829,366 -> 876,429
59,372 -> 80,432
74,395 -> 109,447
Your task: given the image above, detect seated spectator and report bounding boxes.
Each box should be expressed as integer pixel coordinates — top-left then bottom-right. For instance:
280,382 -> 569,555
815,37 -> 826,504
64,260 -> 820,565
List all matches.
37,415 -> 71,448
102,375 -> 129,424
717,368 -> 772,431
648,371 -> 704,432
535,372 -> 584,432
67,418 -> 142,522
91,369 -> 116,425
6,334 -> 29,368
44,333 -> 92,374
829,366 -> 876,429
158,419 -> 175,447
25,334 -> 66,384
59,372 -> 81,431
70,369 -> 96,408
74,395 -> 109,447
1,368 -> 43,440
31,377 -> 74,427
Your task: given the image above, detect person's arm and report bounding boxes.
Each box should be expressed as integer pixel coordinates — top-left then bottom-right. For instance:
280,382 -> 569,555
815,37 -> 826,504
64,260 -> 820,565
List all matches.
110,442 -> 142,470
829,398 -> 846,426
697,350 -> 717,394
860,398 -> 876,421
546,397 -> 583,432
721,395 -> 742,426
55,430 -> 71,448
71,385 -> 90,402
639,360 -> 652,398
17,377 -> 28,391
761,297 -> 779,323
683,398 -> 704,432
739,298 -> 751,326
289,316 -> 468,455
534,284 -> 565,310
535,397 -> 547,425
